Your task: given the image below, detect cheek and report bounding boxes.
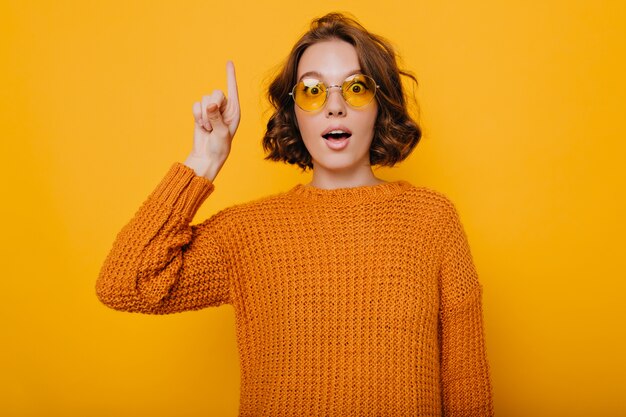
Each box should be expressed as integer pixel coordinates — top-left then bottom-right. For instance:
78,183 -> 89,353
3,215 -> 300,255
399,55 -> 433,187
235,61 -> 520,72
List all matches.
357,108 -> 378,134
295,112 -> 319,139
369,105 -> 379,126
294,109 -> 309,135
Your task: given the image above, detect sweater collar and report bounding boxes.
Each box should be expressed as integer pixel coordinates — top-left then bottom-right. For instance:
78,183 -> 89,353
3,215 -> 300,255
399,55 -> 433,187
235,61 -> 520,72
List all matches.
289,179 -> 412,205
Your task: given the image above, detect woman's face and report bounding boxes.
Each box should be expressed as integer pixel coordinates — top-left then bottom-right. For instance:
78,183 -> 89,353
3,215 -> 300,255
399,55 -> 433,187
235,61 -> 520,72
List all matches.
294,39 -> 378,173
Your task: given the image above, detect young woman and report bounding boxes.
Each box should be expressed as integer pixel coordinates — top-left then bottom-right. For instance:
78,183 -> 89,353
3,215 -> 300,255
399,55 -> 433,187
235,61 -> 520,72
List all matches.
96,12 -> 494,417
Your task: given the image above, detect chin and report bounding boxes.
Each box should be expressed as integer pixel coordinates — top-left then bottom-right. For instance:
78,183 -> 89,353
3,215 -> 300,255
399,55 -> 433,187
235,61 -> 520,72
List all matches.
311,155 -> 366,172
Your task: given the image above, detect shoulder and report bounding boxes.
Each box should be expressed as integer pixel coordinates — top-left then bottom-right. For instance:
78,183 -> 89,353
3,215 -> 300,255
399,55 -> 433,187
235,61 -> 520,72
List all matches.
205,187 -> 294,222
192,187 -> 295,244
401,182 -> 459,216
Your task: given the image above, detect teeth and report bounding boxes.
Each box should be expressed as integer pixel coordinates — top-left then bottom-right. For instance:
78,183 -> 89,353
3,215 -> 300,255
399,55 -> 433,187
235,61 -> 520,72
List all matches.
327,130 -> 347,134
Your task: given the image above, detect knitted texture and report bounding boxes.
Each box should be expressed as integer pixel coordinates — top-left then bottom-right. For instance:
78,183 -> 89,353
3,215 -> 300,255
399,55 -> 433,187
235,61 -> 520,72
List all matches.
96,162 -> 495,417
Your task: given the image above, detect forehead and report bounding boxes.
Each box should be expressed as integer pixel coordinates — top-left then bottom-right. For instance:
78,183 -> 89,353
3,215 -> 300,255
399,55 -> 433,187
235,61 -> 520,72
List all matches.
297,39 -> 361,81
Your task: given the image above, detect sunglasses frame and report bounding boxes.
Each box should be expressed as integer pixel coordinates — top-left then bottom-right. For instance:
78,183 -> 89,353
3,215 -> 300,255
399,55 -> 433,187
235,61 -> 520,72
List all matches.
289,74 -> 380,112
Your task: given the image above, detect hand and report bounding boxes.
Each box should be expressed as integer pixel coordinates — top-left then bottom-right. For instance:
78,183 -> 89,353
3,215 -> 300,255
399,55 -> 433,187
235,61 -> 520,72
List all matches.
185,61 -> 240,180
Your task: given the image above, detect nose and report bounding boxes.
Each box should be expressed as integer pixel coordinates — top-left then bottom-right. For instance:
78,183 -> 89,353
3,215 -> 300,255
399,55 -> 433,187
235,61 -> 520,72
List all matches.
325,85 -> 347,117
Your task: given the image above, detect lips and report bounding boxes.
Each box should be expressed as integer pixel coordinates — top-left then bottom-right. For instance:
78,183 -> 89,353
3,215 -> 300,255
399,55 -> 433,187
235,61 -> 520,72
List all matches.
321,125 -> 353,140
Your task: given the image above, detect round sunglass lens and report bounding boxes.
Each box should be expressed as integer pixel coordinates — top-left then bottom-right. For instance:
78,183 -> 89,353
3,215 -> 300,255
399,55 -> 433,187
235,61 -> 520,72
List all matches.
343,75 -> 376,107
294,79 -> 326,111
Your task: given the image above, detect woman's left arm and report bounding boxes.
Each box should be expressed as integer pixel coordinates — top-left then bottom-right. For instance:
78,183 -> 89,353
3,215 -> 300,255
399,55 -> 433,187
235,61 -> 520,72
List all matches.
439,200 -> 495,417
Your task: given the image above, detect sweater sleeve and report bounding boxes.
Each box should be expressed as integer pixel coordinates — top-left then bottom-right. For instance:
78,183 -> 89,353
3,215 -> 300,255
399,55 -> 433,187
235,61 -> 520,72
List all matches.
438,201 -> 494,417
95,162 -> 233,314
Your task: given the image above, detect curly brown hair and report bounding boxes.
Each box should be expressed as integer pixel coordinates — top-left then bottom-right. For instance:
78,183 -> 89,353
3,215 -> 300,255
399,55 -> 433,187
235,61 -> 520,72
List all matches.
262,12 -> 422,172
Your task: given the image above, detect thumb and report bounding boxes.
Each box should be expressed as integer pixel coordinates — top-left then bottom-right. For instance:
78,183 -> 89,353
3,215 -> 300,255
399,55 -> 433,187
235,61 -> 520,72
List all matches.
206,103 -> 227,131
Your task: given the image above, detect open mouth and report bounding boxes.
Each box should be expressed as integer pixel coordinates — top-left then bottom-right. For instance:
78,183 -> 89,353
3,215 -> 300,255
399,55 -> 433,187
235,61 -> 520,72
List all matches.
322,132 -> 352,140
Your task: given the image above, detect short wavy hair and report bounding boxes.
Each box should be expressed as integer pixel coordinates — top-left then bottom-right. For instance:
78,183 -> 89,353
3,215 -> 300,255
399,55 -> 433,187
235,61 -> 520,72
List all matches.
262,12 -> 422,172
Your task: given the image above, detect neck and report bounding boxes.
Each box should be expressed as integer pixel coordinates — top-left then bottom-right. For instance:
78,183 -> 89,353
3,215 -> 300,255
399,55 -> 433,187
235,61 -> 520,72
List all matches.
306,164 -> 386,190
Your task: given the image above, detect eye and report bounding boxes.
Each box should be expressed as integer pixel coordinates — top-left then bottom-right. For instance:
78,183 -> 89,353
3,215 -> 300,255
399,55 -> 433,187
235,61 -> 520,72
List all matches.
347,80 -> 367,95
301,78 -> 324,97
344,74 -> 371,94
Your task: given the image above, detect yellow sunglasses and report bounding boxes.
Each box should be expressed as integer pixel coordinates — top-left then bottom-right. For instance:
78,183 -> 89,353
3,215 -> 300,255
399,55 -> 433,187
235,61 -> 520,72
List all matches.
289,74 -> 379,112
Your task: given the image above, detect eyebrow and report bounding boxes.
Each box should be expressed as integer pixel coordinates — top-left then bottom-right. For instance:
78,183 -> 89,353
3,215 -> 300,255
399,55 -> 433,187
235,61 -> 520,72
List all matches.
298,69 -> 362,82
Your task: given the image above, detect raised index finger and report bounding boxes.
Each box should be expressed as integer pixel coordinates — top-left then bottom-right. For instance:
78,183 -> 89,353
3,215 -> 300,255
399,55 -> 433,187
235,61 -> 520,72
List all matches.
226,60 -> 240,109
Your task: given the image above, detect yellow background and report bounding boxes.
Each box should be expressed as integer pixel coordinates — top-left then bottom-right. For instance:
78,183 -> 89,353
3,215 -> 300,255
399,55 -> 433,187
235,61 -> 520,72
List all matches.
2,0 -> 625,415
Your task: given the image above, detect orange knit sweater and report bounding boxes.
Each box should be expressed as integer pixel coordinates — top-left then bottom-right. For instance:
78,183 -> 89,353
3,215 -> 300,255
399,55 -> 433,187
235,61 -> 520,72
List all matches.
96,162 -> 494,416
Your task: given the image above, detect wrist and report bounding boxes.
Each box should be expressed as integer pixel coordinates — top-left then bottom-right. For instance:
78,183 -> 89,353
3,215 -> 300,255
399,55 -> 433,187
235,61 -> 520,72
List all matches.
183,155 -> 224,182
